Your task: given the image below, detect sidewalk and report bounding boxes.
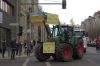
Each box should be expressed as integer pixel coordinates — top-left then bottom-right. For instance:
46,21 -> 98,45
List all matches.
0,51 -> 9,59
0,49 -> 34,59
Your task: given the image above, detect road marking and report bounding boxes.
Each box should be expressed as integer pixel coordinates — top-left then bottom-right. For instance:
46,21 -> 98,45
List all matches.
22,58 -> 30,66
45,62 -> 51,66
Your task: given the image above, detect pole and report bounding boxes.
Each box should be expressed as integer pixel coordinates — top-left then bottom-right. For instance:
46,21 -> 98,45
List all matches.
16,0 -> 20,42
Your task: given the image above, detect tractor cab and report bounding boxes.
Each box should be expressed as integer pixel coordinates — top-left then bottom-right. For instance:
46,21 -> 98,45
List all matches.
51,25 -> 73,43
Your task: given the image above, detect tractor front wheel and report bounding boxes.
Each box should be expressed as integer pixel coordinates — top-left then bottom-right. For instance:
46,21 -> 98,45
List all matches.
35,44 -> 50,61
56,44 -> 73,62
73,42 -> 84,59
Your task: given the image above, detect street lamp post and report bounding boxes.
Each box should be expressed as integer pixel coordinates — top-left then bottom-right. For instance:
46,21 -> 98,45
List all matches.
16,0 -> 23,43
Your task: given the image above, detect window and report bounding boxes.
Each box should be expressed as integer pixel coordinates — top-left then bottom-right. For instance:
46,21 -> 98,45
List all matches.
53,27 -> 62,37
5,2 -> 7,12
0,0 -> 1,9
2,0 -> 4,10
7,5 -> 10,15
0,0 -> 14,16
0,0 -> 2,9
54,28 -> 58,37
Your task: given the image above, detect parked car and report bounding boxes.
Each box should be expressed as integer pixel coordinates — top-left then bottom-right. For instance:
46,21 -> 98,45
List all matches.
88,40 -> 96,47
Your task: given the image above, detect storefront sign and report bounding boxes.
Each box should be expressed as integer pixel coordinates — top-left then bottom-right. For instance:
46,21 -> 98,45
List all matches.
9,23 -> 19,26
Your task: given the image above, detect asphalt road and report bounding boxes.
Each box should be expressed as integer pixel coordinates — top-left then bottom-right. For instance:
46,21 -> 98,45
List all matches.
0,47 -> 100,66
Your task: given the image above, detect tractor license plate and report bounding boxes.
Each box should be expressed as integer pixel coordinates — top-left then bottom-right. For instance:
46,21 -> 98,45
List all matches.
43,42 -> 55,53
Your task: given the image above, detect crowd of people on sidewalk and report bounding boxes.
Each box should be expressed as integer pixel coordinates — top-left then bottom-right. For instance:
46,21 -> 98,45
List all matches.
0,39 -> 35,60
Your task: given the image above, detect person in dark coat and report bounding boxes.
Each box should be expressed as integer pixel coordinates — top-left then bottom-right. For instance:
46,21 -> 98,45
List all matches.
18,42 -> 22,56
27,43 -> 31,56
96,37 -> 100,51
10,39 -> 16,60
23,40 -> 27,54
16,42 -> 19,55
1,40 -> 6,58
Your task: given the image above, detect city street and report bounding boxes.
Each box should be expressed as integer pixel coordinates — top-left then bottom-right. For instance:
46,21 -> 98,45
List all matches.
0,47 -> 100,66
0,0 -> 100,66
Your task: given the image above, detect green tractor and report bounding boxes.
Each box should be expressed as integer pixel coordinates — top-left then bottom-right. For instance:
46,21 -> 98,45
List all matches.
35,25 -> 85,62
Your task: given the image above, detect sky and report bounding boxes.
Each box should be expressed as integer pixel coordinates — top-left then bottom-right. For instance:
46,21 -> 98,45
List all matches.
39,0 -> 100,25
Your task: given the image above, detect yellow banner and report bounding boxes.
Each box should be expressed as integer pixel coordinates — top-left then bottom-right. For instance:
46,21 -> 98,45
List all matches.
29,12 -> 60,25
46,13 -> 60,25
43,42 -> 55,53
30,16 -> 44,22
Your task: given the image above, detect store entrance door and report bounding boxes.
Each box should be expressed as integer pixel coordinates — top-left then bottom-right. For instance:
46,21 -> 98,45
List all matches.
0,28 -> 11,52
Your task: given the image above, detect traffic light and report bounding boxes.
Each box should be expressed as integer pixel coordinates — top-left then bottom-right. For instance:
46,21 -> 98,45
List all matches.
62,0 -> 66,9
18,26 -> 23,36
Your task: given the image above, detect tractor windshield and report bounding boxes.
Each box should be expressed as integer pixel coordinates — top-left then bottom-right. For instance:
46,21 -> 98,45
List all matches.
74,31 -> 86,37
52,25 -> 62,37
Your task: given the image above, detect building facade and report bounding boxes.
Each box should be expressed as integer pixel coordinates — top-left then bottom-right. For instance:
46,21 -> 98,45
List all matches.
18,0 -> 43,44
0,0 -> 20,51
19,0 -> 32,43
30,0 -> 47,44
81,11 -> 100,39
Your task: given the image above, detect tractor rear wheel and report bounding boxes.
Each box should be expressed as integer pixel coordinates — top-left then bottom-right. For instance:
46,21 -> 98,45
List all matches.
35,44 -> 50,61
73,42 -> 84,59
56,44 -> 73,62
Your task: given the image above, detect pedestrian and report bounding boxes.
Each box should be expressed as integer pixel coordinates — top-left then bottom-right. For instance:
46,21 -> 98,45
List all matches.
10,39 -> 17,60
82,33 -> 88,53
16,41 -> 19,55
1,40 -> 6,58
26,41 -> 31,56
30,40 -> 34,52
96,37 -> 100,51
33,40 -> 36,47
18,42 -> 22,56
6,41 -> 11,57
23,40 -> 27,54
